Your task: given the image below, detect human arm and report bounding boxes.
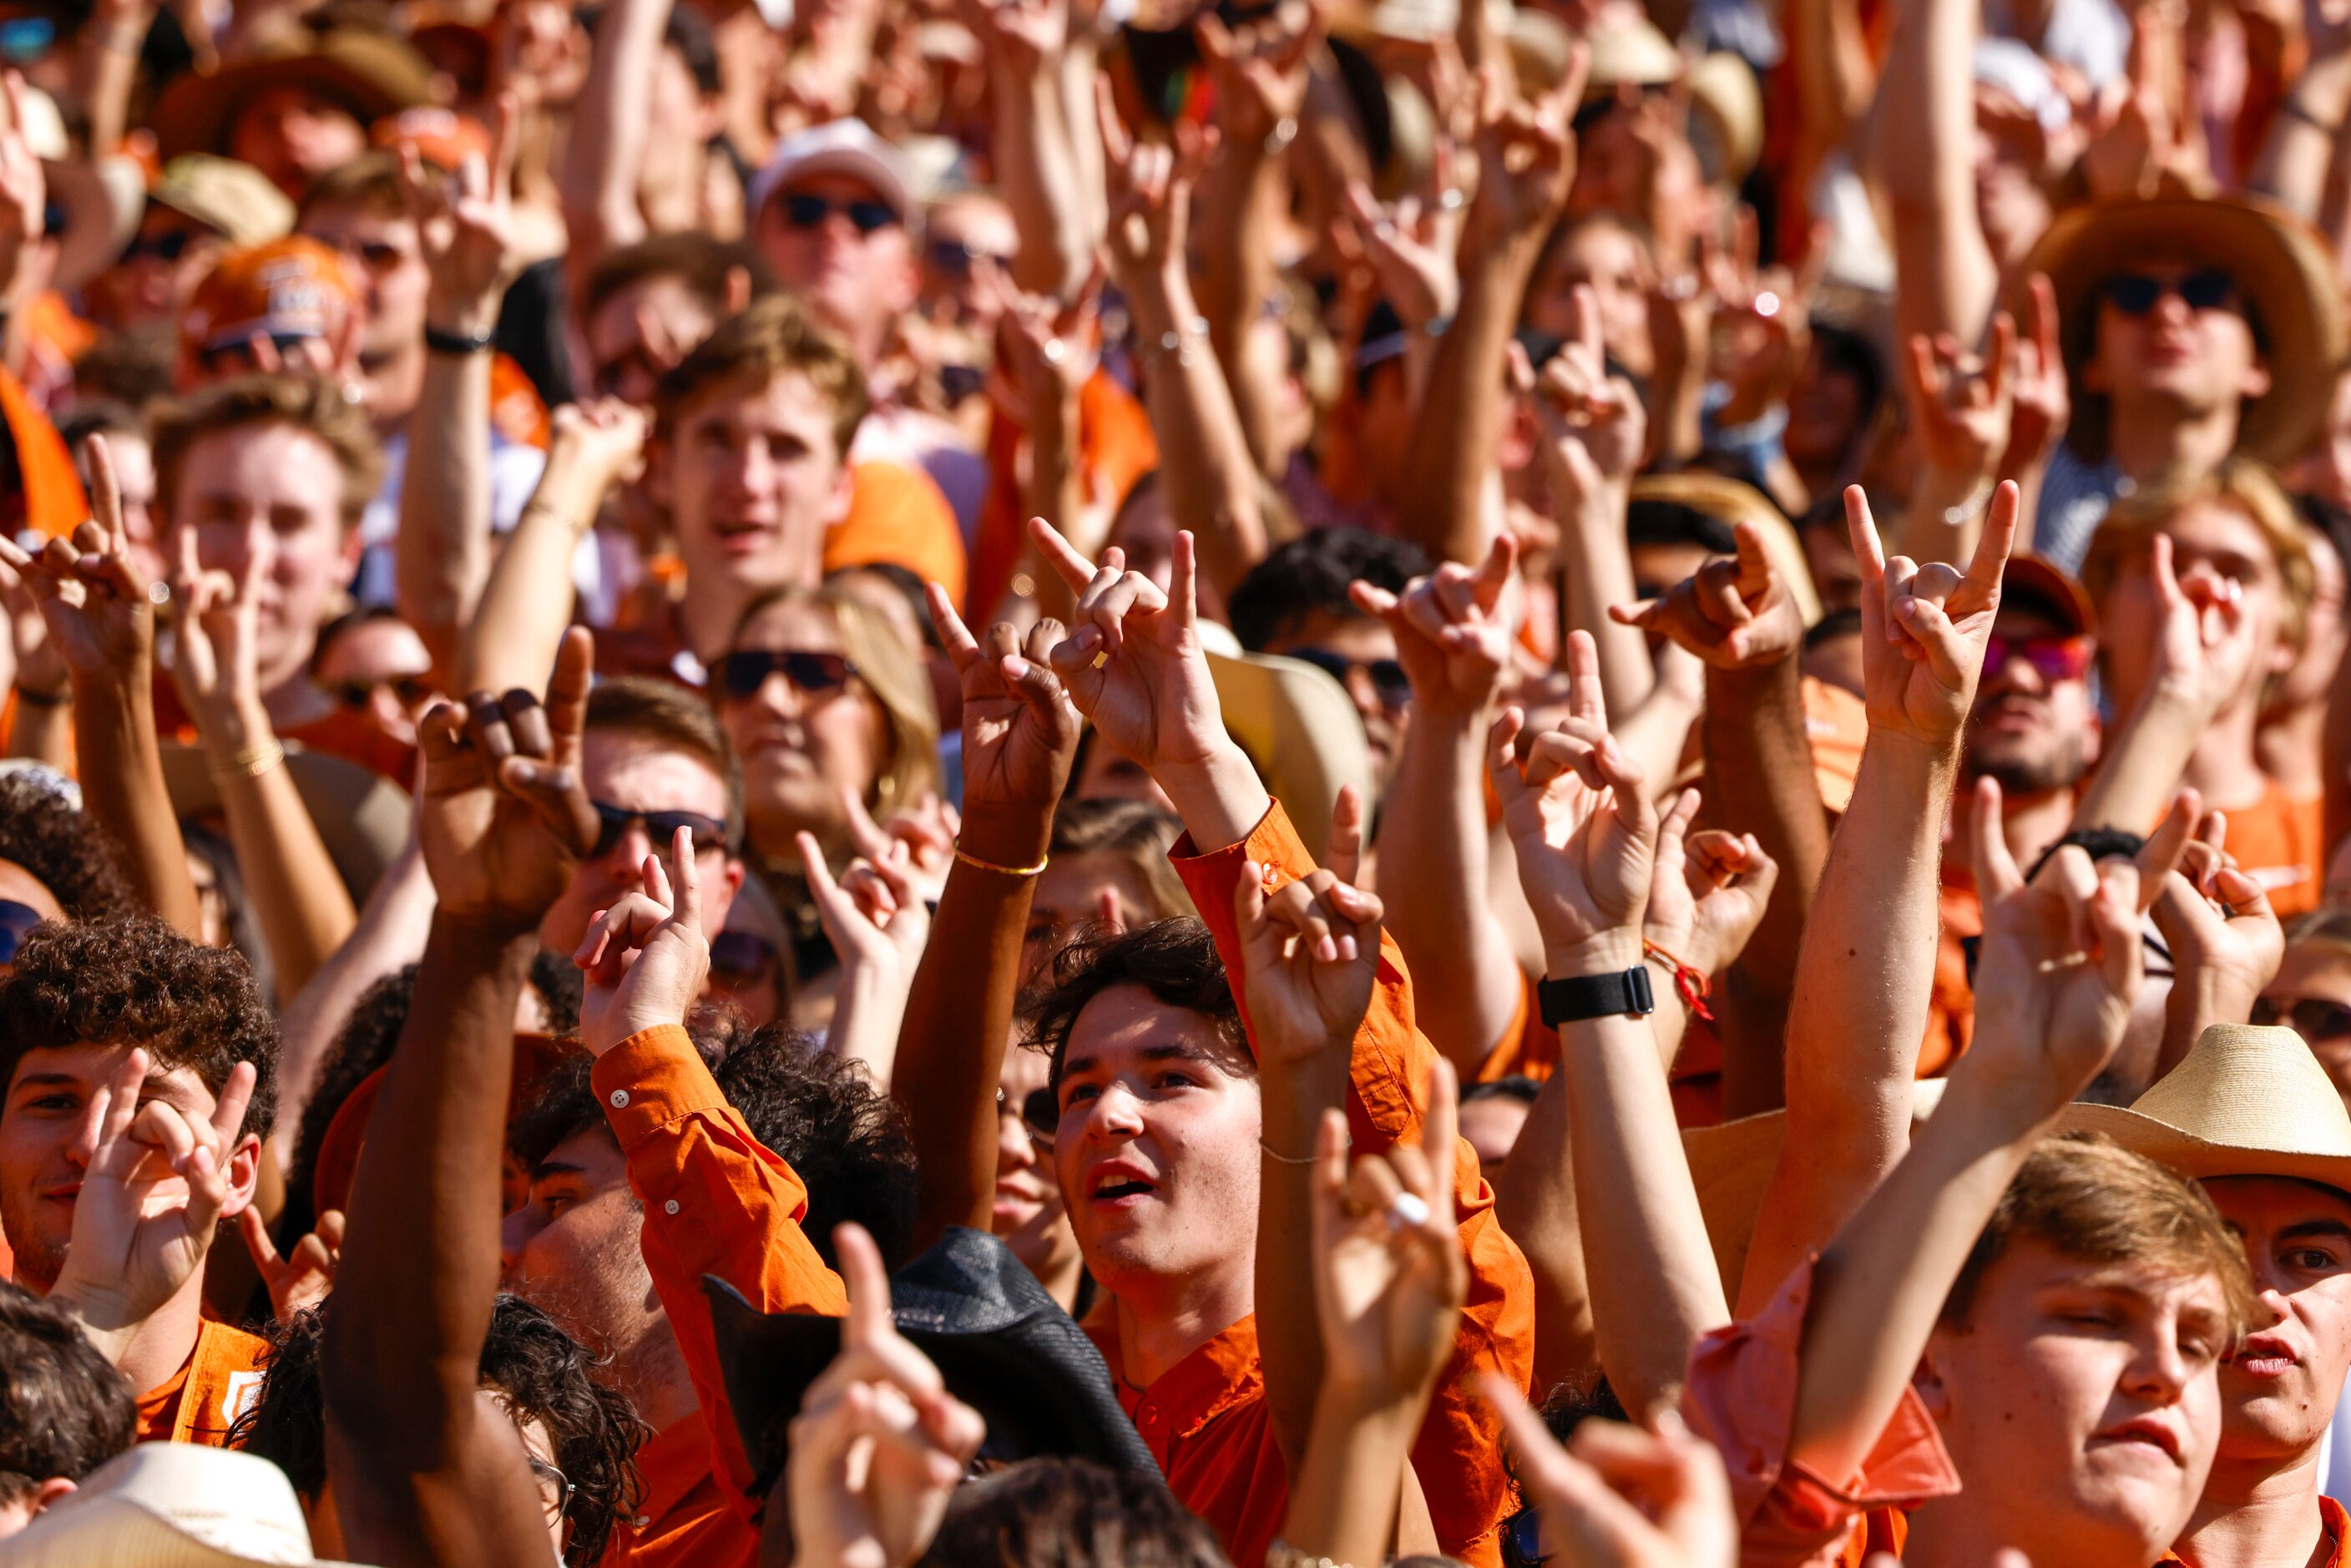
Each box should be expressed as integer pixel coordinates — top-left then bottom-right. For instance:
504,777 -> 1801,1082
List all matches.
2252,1 -> 2351,217
397,100 -> 526,682
798,820 -> 931,1089
555,0 -> 670,271
74,0 -> 154,156
1278,1066 -> 1469,1567
168,542 -> 356,1003
0,436 -> 202,938
967,0 -> 1093,300
1868,0 -> 1999,349
1997,276 -> 2069,551
1738,484 -> 2016,1314
1394,62 -> 1587,567
1492,1383 -> 1742,1568
1889,316 -> 2015,564
1540,286 -> 1655,717
319,635 -> 601,1568
896,597 -> 1078,1252
457,400 -> 645,695
1358,539 -> 1525,1077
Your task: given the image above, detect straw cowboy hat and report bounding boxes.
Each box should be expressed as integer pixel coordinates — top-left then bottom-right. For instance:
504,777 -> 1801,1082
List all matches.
152,29 -> 434,163
2059,1023 -> 2351,1191
2021,194 -> 2348,468
1629,473 -> 1826,627
0,1444 -> 362,1565
1195,620 -> 1376,859
1683,1080 -> 1952,1294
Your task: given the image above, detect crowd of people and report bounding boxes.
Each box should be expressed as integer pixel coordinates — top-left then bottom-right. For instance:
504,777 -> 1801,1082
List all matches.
3,0 -> 2351,1561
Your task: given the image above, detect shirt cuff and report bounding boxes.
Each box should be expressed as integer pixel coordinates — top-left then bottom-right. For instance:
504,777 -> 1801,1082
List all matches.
590,1024 -> 730,1149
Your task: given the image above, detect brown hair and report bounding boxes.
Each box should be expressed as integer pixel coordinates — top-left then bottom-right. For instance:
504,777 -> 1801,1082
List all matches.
296,150 -> 407,223
2284,904 -> 2351,960
584,677 -> 745,850
580,232 -> 771,325
2079,457 -> 2318,665
651,296 -> 867,458
1048,798 -> 1190,923
720,584 -> 941,825
151,373 -> 385,531
1941,1135 -> 2255,1337
0,1279 -> 135,1504
1022,919 -> 1252,1094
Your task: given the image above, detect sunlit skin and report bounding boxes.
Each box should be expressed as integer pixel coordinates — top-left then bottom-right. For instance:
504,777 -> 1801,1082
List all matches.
309,1399 -> 565,1560
750,171 -> 918,370
1023,850 -> 1165,980
315,615 -> 437,750
1525,217 -> 1657,380
2096,498 -> 2296,734
1961,606 -> 2099,801
1052,985 -> 1262,1388
299,202 -> 430,428
2082,262 -> 2271,432
1909,1242 -> 2231,1568
715,597 -> 887,859
1261,608 -> 1408,787
535,731 -> 745,954
227,86 -> 369,198
2261,943 -> 2351,1108
0,859 -> 64,928
995,1044 -> 1082,1309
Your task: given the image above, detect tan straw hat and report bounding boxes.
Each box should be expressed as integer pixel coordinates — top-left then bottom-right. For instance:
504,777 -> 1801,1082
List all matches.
152,30 -> 434,163
2058,1023 -> 2351,1190
0,1444 -> 364,1565
1628,473 -> 1825,627
2021,194 -> 2348,467
1196,621 -> 1376,859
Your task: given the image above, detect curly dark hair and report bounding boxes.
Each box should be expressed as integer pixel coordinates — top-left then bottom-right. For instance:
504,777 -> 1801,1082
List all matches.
232,1294 -> 646,1566
918,1458 -> 1230,1567
1226,527 -> 1427,653
0,773 -> 137,922
1020,919 -> 1251,1096
0,1279 -> 134,1508
509,1009 -> 920,1267
0,916 -> 276,1143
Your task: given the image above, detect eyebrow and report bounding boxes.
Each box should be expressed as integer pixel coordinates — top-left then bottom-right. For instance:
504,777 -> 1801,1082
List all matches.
528,1161 -> 589,1183
2278,1219 -> 2351,1246
1059,1041 -> 1222,1080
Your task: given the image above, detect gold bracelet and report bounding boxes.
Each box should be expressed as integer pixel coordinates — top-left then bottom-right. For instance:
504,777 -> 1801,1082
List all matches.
207,738 -> 286,784
952,841 -> 1049,878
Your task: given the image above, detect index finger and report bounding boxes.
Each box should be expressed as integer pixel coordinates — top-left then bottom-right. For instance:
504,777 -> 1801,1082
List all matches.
209,1060 -> 257,1150
833,1222 -> 893,1349
1843,485 -> 1887,590
670,826 -> 704,933
1027,514 -> 1099,591
1563,629 -> 1606,728
83,432 -> 124,557
926,581 -> 980,667
1324,784 -> 1363,886
1957,481 -> 2020,607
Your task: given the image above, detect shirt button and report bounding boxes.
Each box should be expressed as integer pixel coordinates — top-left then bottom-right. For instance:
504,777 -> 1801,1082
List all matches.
664,1199 -> 680,1216
609,1090 -> 629,1109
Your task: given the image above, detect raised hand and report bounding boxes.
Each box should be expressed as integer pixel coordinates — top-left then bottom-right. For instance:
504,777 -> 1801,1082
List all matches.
548,397 -> 649,486
1195,0 -> 1322,149
786,1222 -> 985,1568
2142,533 -> 2259,722
2153,807 -> 2285,1029
1234,788 -> 1384,1062
1539,285 -> 1646,503
1311,1058 -> 1468,1406
48,1050 -> 259,1354
403,92 -> 524,336
2002,275 -> 2070,481
574,826 -> 710,1055
996,268 -> 1102,429
0,433 -> 163,681
1900,316 -> 2016,502
1711,215 -> 1828,431
1342,174 -> 1461,330
0,72 -> 43,301
1609,518 -> 1804,670
166,529 -> 264,740
872,790 -> 959,909
1351,536 -> 1516,714
1100,83 -> 1216,284
959,0 -> 1067,73
1464,56 -> 1589,251
1488,1378 -> 1740,1568
1489,631 -> 1659,974
1846,481 -> 2016,751
239,1206 -> 344,1323
418,625 -> 601,929
928,587 -> 1080,818
1643,790 -> 1779,984
802,824 -> 932,991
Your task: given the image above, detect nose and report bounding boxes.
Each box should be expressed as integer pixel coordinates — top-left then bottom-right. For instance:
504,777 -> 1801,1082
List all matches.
758,670 -> 807,718
996,1107 -> 1035,1173
1084,1081 -> 1148,1142
2126,1321 -> 2199,1404
1342,667 -> 1384,726
2150,286 -> 2194,326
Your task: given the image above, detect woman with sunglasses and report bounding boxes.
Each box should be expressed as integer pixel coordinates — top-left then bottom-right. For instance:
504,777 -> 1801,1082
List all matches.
2257,908 -> 2351,1111
709,583 -> 939,1016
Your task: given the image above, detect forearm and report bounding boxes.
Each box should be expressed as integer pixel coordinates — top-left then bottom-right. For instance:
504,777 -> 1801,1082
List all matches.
8,690 -> 68,769
458,449 -> 599,694
2074,687 -> 2202,834
1493,1070 -> 1599,1394
821,956 -> 912,1088
1394,237 -> 1542,565
2252,53 -> 2351,215
206,712 -> 359,1002
1278,1388 -> 1423,1567
396,349 -> 494,682
1196,149 -> 1288,478
1128,266 -> 1269,599
897,802 -> 1048,1251
75,8 -> 144,154
1257,1049 -> 1352,1470
557,0 -> 670,267
1871,0 -> 1997,344
71,672 -> 203,938
1553,478 -> 1656,716
1375,706 -> 1523,1075
991,62 -> 1091,299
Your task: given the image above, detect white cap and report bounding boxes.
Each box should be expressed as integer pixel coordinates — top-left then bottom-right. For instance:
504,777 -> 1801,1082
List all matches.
748,119 -> 916,224
0,1444 -> 363,1565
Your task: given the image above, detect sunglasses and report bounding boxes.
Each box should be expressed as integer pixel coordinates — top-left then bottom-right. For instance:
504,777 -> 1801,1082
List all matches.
998,1085 -> 1059,1148
1982,633 -> 2092,683
2101,269 -> 2239,316
590,801 -> 730,860
1289,647 -> 1412,709
0,899 -> 45,966
2252,994 -> 2351,1043
124,228 -> 195,264
1501,1505 -> 1548,1567
778,193 -> 900,235
716,649 -> 856,703
333,675 -> 435,710
708,929 -> 780,987
928,237 -> 1012,278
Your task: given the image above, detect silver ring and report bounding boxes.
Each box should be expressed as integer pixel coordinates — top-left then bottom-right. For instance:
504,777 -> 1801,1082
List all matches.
147,580 -> 171,606
1386,1191 -> 1430,1230
1661,275 -> 1698,302
1042,337 -> 1067,366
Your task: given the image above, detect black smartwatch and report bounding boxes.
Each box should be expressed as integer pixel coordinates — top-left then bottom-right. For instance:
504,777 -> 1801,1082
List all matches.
1537,966 -> 1656,1025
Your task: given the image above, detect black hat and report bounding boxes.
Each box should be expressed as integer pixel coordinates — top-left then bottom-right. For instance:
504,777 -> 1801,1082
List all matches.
703,1227 -> 1160,1495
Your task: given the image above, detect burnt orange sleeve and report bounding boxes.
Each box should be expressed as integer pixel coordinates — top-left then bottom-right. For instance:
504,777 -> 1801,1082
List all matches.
825,460 -> 968,609
594,1024 -> 848,1512
1171,800 -> 1538,1568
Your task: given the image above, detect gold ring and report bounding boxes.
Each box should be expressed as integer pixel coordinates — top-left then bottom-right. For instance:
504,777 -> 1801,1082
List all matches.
1090,650 -> 1110,670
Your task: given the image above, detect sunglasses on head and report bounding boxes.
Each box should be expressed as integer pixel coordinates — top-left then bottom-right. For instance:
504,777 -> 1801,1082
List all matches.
334,675 -> 435,710
928,237 -> 1010,278
590,801 -> 729,860
999,1085 -> 1059,1148
2252,994 -> 2351,1043
716,649 -> 855,703
778,193 -> 900,235
1289,647 -> 1412,709
0,899 -> 46,966
2101,269 -> 2238,316
1982,632 -> 2092,683
708,929 -> 780,986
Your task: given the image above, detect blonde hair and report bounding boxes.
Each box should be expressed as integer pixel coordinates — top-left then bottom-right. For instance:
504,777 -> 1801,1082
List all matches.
721,584 -> 940,822
2080,457 -> 2317,662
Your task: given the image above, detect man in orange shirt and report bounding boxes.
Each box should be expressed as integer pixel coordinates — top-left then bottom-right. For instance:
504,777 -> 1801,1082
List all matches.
0,916 -> 275,1446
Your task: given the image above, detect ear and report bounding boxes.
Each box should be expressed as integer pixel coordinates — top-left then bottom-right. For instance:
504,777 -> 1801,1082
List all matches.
823,459 -> 856,528
28,1477 -> 73,1515
2242,357 -> 2273,401
1912,1344 -> 1953,1423
224,1130 -> 264,1218
338,515 -> 367,576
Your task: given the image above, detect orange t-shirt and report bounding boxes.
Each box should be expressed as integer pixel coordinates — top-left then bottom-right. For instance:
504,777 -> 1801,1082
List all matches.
2220,780 -> 2326,920
824,460 -> 968,609
969,370 -> 1158,619
134,1318 -> 270,1446
603,1410 -> 759,1567
1141,800 -> 1536,1568
592,1024 -> 847,1516
1920,876 -> 1983,1080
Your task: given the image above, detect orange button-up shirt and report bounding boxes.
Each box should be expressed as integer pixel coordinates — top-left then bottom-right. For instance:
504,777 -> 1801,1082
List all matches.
601,1410 -> 759,1567
594,1024 -> 847,1547
1111,799 -> 1534,1568
1681,1253 -> 1959,1568
134,1318 -> 270,1446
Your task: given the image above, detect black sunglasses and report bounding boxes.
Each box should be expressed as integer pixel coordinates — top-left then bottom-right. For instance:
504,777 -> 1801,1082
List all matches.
779,193 -> 900,234
708,929 -> 779,984
1289,647 -> 1412,709
590,801 -> 729,860
0,898 -> 45,965
928,236 -> 1011,277
2102,269 -> 2238,316
2252,994 -> 2351,1044
334,675 -> 435,710
124,228 -> 195,263
716,649 -> 855,703
999,1085 -> 1059,1148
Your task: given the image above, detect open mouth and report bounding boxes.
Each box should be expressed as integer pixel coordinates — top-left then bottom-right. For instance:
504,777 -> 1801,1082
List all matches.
1087,1162 -> 1156,1205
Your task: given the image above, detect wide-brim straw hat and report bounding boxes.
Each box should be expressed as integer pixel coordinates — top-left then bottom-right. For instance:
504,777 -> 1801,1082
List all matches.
152,31 -> 434,162
2058,1023 -> 2351,1191
0,1444 -> 364,1565
2021,194 -> 2348,467
1628,473 -> 1825,627
1196,622 -> 1376,858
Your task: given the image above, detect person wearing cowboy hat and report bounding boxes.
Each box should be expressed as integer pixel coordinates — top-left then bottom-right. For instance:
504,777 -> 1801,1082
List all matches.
2024,194 -> 2348,574
2064,1022 -> 2351,1567
149,28 -> 433,199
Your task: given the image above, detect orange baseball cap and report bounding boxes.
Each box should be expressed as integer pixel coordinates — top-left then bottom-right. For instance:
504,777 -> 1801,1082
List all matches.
181,235 -> 359,357
371,105 -> 493,172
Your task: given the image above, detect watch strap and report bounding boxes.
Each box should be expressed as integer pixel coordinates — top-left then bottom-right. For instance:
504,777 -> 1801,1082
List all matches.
1537,965 -> 1656,1024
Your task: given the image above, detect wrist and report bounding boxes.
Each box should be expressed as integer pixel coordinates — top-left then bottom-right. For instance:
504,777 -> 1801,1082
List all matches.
955,802 -> 1053,872
1543,928 -> 1644,977
425,293 -> 501,341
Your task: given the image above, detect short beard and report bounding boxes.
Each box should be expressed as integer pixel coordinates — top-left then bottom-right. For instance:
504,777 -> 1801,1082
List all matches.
1966,738 -> 2090,799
